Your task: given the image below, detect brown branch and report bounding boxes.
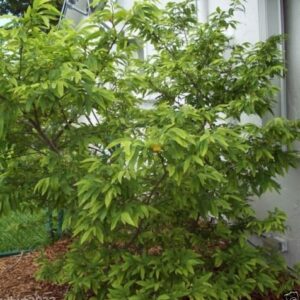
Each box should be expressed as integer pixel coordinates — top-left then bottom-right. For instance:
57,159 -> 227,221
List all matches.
26,106 -> 60,154
91,110 -> 101,125
53,115 -> 78,142
57,99 -> 71,129
125,154 -> 168,248
84,113 -> 95,127
144,153 -> 168,204
18,43 -> 23,80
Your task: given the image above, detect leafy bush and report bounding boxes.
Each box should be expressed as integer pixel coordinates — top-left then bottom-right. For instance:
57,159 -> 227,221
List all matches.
0,0 -> 299,299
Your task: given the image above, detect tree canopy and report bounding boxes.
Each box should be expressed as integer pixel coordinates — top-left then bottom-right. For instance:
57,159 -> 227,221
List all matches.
0,0 -> 299,299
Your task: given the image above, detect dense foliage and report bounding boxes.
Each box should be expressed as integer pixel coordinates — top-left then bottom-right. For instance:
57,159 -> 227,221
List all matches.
0,0 -> 299,299
0,0 -> 63,15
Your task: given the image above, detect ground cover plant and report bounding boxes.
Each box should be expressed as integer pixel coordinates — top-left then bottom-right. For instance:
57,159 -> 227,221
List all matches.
0,0 -> 300,299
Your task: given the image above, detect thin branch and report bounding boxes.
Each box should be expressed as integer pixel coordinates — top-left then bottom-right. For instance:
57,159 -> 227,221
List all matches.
145,154 -> 168,205
0,251 -> 25,275
125,154 -> 168,248
18,42 -> 23,80
53,115 -> 78,142
57,99 -> 71,130
92,109 -> 101,125
27,106 -> 59,153
84,113 -> 95,127
88,145 -> 106,155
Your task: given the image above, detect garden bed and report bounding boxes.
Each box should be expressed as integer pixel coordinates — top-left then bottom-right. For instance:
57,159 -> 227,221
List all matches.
0,239 -> 69,299
0,237 -> 298,299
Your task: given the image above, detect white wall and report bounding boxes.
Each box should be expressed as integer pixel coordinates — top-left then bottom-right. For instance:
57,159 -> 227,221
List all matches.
253,169 -> 300,266
254,0 -> 300,266
216,0 -> 300,266
208,0 -> 260,43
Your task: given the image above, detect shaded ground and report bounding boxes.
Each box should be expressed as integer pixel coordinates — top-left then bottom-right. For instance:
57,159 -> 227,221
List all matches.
0,239 -> 69,299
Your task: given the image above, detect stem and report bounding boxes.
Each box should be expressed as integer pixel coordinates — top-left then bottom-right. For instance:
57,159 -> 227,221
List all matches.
57,99 -> 71,129
92,110 -> 101,125
57,209 -> 64,239
126,153 -> 168,248
27,106 -> 60,154
18,42 -> 23,80
53,116 -> 77,142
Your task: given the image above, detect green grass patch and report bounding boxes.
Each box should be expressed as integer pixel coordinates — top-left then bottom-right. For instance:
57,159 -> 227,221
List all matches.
0,211 -> 50,253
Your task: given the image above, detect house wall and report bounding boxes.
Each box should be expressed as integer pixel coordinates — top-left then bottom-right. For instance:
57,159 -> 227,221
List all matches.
253,0 -> 300,267
205,0 -> 300,266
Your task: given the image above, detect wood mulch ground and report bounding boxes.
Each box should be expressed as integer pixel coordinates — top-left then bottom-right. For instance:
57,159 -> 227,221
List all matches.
0,239 -> 69,299
0,238 -> 299,299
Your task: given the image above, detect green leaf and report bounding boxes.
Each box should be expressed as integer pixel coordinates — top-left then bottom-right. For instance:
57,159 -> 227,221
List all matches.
80,228 -> 92,244
199,140 -> 208,157
121,212 -> 137,227
0,118 -> 4,138
157,295 -> 170,300
104,188 -> 114,208
107,138 -> 131,149
183,157 -> 191,173
34,178 -> 50,196
82,69 -> 95,80
167,165 -> 176,176
41,15 -> 50,27
57,81 -> 64,97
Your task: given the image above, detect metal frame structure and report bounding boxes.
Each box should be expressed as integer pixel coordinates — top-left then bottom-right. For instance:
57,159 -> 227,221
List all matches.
59,0 -> 92,24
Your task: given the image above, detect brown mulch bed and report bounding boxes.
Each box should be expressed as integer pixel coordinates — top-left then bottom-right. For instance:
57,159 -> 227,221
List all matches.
0,238 -> 299,299
0,239 -> 70,299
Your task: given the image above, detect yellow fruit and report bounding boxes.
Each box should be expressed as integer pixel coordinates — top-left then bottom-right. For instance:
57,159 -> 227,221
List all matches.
151,144 -> 162,152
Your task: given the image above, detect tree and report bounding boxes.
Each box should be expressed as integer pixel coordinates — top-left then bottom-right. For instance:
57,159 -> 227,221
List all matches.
0,0 -> 299,299
0,0 -> 63,16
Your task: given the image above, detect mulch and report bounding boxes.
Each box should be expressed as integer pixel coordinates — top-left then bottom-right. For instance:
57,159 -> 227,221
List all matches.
0,238 -> 298,299
0,239 -> 69,299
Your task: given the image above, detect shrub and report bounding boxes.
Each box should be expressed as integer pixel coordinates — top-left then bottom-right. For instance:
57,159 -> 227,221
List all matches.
0,0 -> 299,299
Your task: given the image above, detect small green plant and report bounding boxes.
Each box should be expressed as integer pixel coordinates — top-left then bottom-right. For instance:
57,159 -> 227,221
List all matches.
0,0 -> 299,299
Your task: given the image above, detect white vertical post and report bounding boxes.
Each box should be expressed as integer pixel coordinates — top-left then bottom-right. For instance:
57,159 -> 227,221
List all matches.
196,0 -> 208,22
258,0 -> 286,119
61,0 -> 90,25
284,0 -> 300,121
